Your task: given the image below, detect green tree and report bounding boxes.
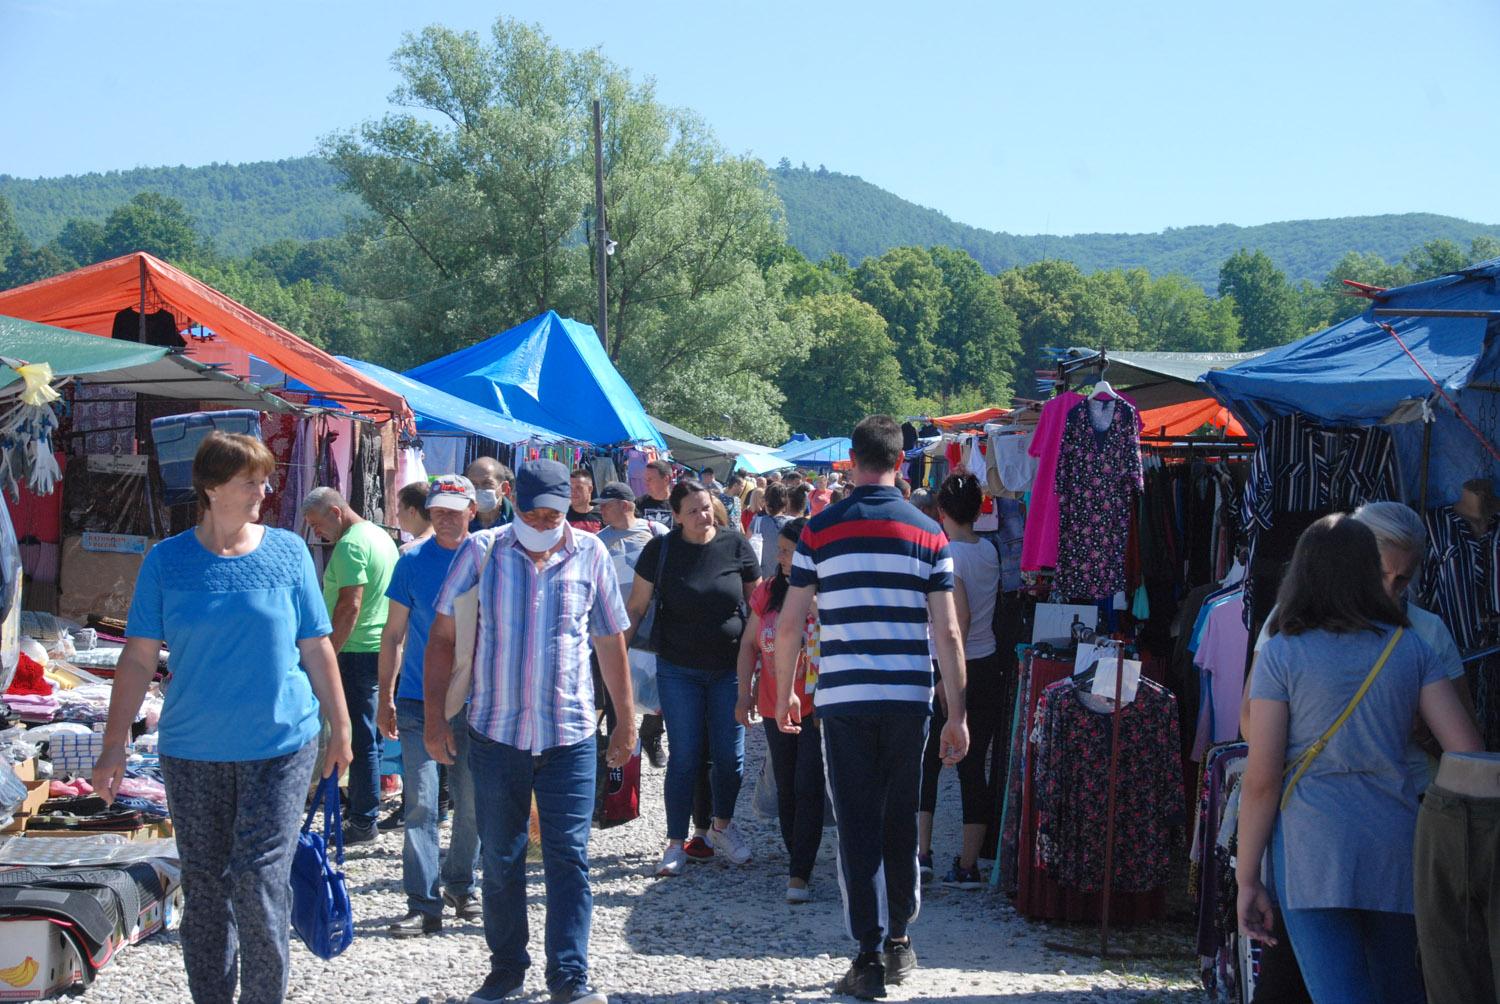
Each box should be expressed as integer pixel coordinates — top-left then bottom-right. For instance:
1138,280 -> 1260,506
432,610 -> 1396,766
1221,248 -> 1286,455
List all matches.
779,293 -> 907,437
1217,249 -> 1302,349
54,218 -> 106,267
1124,270 -> 1241,352
853,246 -> 950,398
1402,239 -> 1468,282
928,246 -> 1018,404
99,192 -> 205,262
324,17 -> 795,442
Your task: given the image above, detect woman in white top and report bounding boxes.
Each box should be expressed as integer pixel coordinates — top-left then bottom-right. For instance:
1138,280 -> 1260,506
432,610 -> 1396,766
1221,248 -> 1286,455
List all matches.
922,473 -> 1004,889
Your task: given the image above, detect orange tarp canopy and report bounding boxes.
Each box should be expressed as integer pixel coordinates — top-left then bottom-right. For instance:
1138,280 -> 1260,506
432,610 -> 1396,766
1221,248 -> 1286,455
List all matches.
931,407 -> 1009,430
0,252 -> 412,428
1137,397 -> 1246,439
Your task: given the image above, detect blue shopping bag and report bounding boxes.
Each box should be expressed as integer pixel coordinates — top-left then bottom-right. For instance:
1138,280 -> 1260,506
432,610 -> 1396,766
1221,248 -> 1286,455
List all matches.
290,776 -> 354,959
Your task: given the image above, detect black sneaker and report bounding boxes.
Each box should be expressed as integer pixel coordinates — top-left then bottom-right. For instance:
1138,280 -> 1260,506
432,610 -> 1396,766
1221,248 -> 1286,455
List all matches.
833,952 -> 886,1000
377,806 -> 405,831
549,981 -> 607,1004
342,823 -> 377,846
941,856 -> 984,890
388,910 -> 441,938
882,938 -> 917,985
642,732 -> 667,770
444,889 -> 484,922
467,969 -> 525,1004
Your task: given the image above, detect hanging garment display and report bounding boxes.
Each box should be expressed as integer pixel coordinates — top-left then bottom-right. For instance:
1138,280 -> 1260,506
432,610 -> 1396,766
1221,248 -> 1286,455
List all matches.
1053,396 -> 1144,602
1420,505 -> 1498,652
1021,391 -> 1084,572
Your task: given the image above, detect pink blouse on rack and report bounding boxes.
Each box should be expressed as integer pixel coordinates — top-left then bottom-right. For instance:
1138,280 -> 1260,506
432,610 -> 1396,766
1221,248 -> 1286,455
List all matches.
1020,391 -> 1083,571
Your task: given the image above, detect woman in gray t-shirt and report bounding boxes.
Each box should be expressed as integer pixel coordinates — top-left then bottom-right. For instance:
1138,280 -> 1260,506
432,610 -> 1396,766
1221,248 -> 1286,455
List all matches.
1237,514 -> 1480,1004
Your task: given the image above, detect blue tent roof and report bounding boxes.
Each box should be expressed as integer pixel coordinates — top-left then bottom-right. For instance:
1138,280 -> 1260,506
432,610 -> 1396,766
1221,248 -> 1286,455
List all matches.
1202,259 -> 1500,506
285,358 -> 562,444
404,311 -> 665,449
776,436 -> 852,466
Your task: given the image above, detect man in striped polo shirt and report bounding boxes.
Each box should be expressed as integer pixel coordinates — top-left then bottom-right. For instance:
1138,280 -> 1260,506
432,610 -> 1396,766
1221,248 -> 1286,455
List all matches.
424,459 -> 635,1004
774,415 -> 970,1001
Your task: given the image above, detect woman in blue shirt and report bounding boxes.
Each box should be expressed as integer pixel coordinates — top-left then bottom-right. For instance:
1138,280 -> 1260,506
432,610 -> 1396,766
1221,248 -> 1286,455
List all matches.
94,432 -> 353,1004
1237,514 -> 1480,1004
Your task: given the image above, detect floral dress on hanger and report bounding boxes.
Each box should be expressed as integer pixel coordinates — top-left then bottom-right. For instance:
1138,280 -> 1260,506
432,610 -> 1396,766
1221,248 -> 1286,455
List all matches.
1054,396 -> 1144,602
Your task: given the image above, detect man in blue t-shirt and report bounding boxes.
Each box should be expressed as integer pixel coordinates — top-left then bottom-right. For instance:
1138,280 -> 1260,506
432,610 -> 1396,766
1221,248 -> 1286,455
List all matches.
377,475 -> 483,938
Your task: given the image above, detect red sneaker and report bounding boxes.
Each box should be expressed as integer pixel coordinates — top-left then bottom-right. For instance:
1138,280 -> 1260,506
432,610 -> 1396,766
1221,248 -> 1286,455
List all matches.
683,835 -> 715,861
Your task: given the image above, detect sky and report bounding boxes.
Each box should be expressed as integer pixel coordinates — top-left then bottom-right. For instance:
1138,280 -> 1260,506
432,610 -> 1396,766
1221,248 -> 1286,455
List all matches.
1,0 -> 1497,236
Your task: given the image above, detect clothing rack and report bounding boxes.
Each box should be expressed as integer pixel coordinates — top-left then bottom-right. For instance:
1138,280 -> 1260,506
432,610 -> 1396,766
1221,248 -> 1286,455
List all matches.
1044,637 -> 1156,960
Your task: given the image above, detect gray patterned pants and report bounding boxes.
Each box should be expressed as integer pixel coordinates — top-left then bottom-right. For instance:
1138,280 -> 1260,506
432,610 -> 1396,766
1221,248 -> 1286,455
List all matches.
162,740 -> 318,1004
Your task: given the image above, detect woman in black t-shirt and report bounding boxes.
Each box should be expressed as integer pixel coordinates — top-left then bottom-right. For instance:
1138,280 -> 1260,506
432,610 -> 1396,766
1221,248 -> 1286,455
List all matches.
627,479 -> 761,877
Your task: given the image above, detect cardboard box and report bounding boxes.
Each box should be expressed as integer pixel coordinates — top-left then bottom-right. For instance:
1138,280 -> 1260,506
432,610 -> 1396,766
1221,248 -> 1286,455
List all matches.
58,535 -> 157,624
21,822 -> 172,842
0,919 -> 84,1000
0,783 -> 48,834
9,762 -> 34,784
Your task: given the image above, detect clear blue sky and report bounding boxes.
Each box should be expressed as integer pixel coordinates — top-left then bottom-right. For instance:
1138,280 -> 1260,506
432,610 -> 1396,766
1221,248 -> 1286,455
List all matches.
2,0 -> 1496,235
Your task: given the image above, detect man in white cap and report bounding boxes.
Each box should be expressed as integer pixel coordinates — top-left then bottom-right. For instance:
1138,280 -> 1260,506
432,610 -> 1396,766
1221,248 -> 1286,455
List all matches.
426,459 -> 635,1004
377,475 -> 483,938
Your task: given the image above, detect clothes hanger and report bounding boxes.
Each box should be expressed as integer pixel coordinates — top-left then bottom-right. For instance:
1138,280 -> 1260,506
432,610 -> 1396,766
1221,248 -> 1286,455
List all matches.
1090,379 -> 1120,401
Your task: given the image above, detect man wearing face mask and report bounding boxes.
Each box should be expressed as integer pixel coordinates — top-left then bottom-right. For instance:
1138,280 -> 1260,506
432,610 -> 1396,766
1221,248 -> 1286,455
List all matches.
425,459 -> 635,1004
466,457 -> 515,532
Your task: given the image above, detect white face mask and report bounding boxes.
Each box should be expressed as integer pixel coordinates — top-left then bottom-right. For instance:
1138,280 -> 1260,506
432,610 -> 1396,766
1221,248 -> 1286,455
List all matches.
512,517 -> 565,552
474,488 -> 500,513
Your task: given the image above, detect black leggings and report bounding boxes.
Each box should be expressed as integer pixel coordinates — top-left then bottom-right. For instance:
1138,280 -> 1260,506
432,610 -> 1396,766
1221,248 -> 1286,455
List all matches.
763,718 -> 826,881
920,653 -> 1011,825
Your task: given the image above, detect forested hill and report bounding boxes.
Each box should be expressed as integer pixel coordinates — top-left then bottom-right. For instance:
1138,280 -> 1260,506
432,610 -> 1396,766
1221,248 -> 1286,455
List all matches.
5,156 -> 1498,288
0,159 -> 365,257
771,165 -> 1500,288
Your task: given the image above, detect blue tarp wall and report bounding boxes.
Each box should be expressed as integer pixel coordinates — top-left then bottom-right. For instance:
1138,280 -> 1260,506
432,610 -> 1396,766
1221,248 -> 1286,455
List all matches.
405,310 -> 665,449
1203,260 -> 1500,507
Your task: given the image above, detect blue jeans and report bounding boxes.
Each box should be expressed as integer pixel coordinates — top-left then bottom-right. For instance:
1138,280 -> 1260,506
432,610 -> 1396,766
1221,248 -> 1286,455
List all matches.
396,699 -> 480,917
469,730 -> 595,991
1272,824 -> 1423,1004
655,659 -> 745,841
338,650 -> 381,830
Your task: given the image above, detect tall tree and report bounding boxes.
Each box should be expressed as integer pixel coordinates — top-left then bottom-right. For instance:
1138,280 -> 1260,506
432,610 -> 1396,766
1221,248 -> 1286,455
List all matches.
99,192 -> 206,262
928,246 -> 1018,405
1217,249 -> 1302,349
779,293 -> 906,437
853,246 -> 950,398
1124,270 -> 1241,352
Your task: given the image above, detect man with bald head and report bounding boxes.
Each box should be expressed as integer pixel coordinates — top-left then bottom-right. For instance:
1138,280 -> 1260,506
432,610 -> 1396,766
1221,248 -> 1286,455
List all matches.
304,486 -> 400,844
466,458 -> 515,532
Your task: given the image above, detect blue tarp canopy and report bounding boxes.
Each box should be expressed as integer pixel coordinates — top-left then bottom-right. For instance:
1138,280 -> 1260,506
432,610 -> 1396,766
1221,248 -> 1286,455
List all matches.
405,310 -> 665,449
1202,259 -> 1500,506
776,436 -> 852,466
285,357 -> 563,444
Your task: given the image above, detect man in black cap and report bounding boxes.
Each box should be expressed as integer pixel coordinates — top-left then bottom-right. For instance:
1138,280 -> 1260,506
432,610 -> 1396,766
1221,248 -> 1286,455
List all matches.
426,459 -> 635,1004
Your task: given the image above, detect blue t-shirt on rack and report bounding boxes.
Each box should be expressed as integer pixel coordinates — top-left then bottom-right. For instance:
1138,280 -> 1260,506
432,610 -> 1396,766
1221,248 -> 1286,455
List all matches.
126,527 -> 331,762
384,535 -> 462,702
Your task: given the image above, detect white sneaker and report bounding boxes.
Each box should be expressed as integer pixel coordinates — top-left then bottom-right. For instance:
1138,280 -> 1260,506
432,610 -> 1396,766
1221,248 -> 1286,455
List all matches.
655,845 -> 688,877
786,882 -> 812,904
706,822 -> 752,865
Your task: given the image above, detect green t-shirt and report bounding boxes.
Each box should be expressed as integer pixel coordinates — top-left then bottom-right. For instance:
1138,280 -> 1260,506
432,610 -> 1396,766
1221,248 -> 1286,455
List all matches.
322,520 -> 399,653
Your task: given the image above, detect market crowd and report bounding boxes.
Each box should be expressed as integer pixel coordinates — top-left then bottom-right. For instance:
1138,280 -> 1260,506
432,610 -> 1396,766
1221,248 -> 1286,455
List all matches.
94,415 -> 1499,1004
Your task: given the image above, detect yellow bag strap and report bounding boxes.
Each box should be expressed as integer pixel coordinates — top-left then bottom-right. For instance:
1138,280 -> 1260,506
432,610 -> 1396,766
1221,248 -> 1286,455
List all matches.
1280,627 -> 1404,812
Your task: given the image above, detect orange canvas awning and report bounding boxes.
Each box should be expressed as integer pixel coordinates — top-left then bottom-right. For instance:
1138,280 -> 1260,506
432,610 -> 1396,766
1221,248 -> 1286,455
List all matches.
0,252 -> 413,428
1137,397 -> 1246,439
931,407 -> 1010,430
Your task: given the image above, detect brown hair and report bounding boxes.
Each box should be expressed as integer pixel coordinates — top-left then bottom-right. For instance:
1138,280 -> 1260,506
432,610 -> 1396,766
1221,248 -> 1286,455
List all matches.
397,481 -> 430,513
1268,513 -> 1409,637
851,414 -> 903,472
193,432 -> 275,512
711,496 -> 730,528
763,482 -> 790,516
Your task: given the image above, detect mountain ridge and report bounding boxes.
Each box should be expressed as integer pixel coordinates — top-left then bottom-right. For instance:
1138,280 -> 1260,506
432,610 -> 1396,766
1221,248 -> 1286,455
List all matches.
4,156 -> 1498,289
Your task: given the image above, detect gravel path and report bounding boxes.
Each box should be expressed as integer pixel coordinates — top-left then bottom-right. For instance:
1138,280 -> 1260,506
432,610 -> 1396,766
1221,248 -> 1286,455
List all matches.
91,726 -> 1206,1003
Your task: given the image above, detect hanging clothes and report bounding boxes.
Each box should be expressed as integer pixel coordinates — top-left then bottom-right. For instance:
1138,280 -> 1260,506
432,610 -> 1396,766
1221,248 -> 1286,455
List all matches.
1190,590 -> 1249,759
1033,675 -> 1183,894
1021,391 -> 1085,572
1420,505 -> 1499,652
1053,396 -> 1144,602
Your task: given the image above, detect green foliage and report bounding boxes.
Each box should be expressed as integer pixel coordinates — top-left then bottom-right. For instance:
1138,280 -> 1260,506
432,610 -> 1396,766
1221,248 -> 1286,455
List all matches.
853,247 -> 950,399
928,246 -> 1019,404
779,292 -> 906,437
324,16 -> 796,443
0,158 -> 364,257
1218,249 -> 1302,349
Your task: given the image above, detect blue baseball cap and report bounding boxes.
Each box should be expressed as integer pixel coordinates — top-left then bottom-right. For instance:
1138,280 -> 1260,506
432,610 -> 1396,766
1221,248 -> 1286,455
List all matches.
515,459 -> 571,513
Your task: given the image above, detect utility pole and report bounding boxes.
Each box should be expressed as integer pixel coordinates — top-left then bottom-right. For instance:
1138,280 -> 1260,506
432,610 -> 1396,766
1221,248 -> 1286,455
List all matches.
592,99 -> 609,353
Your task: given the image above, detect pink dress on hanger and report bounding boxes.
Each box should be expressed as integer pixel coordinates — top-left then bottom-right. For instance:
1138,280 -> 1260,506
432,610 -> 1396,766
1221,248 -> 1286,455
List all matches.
1020,391 -> 1083,571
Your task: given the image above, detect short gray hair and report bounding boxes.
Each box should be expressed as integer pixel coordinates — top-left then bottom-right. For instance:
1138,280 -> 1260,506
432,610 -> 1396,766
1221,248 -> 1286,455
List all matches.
1352,501 -> 1426,555
302,487 -> 349,515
